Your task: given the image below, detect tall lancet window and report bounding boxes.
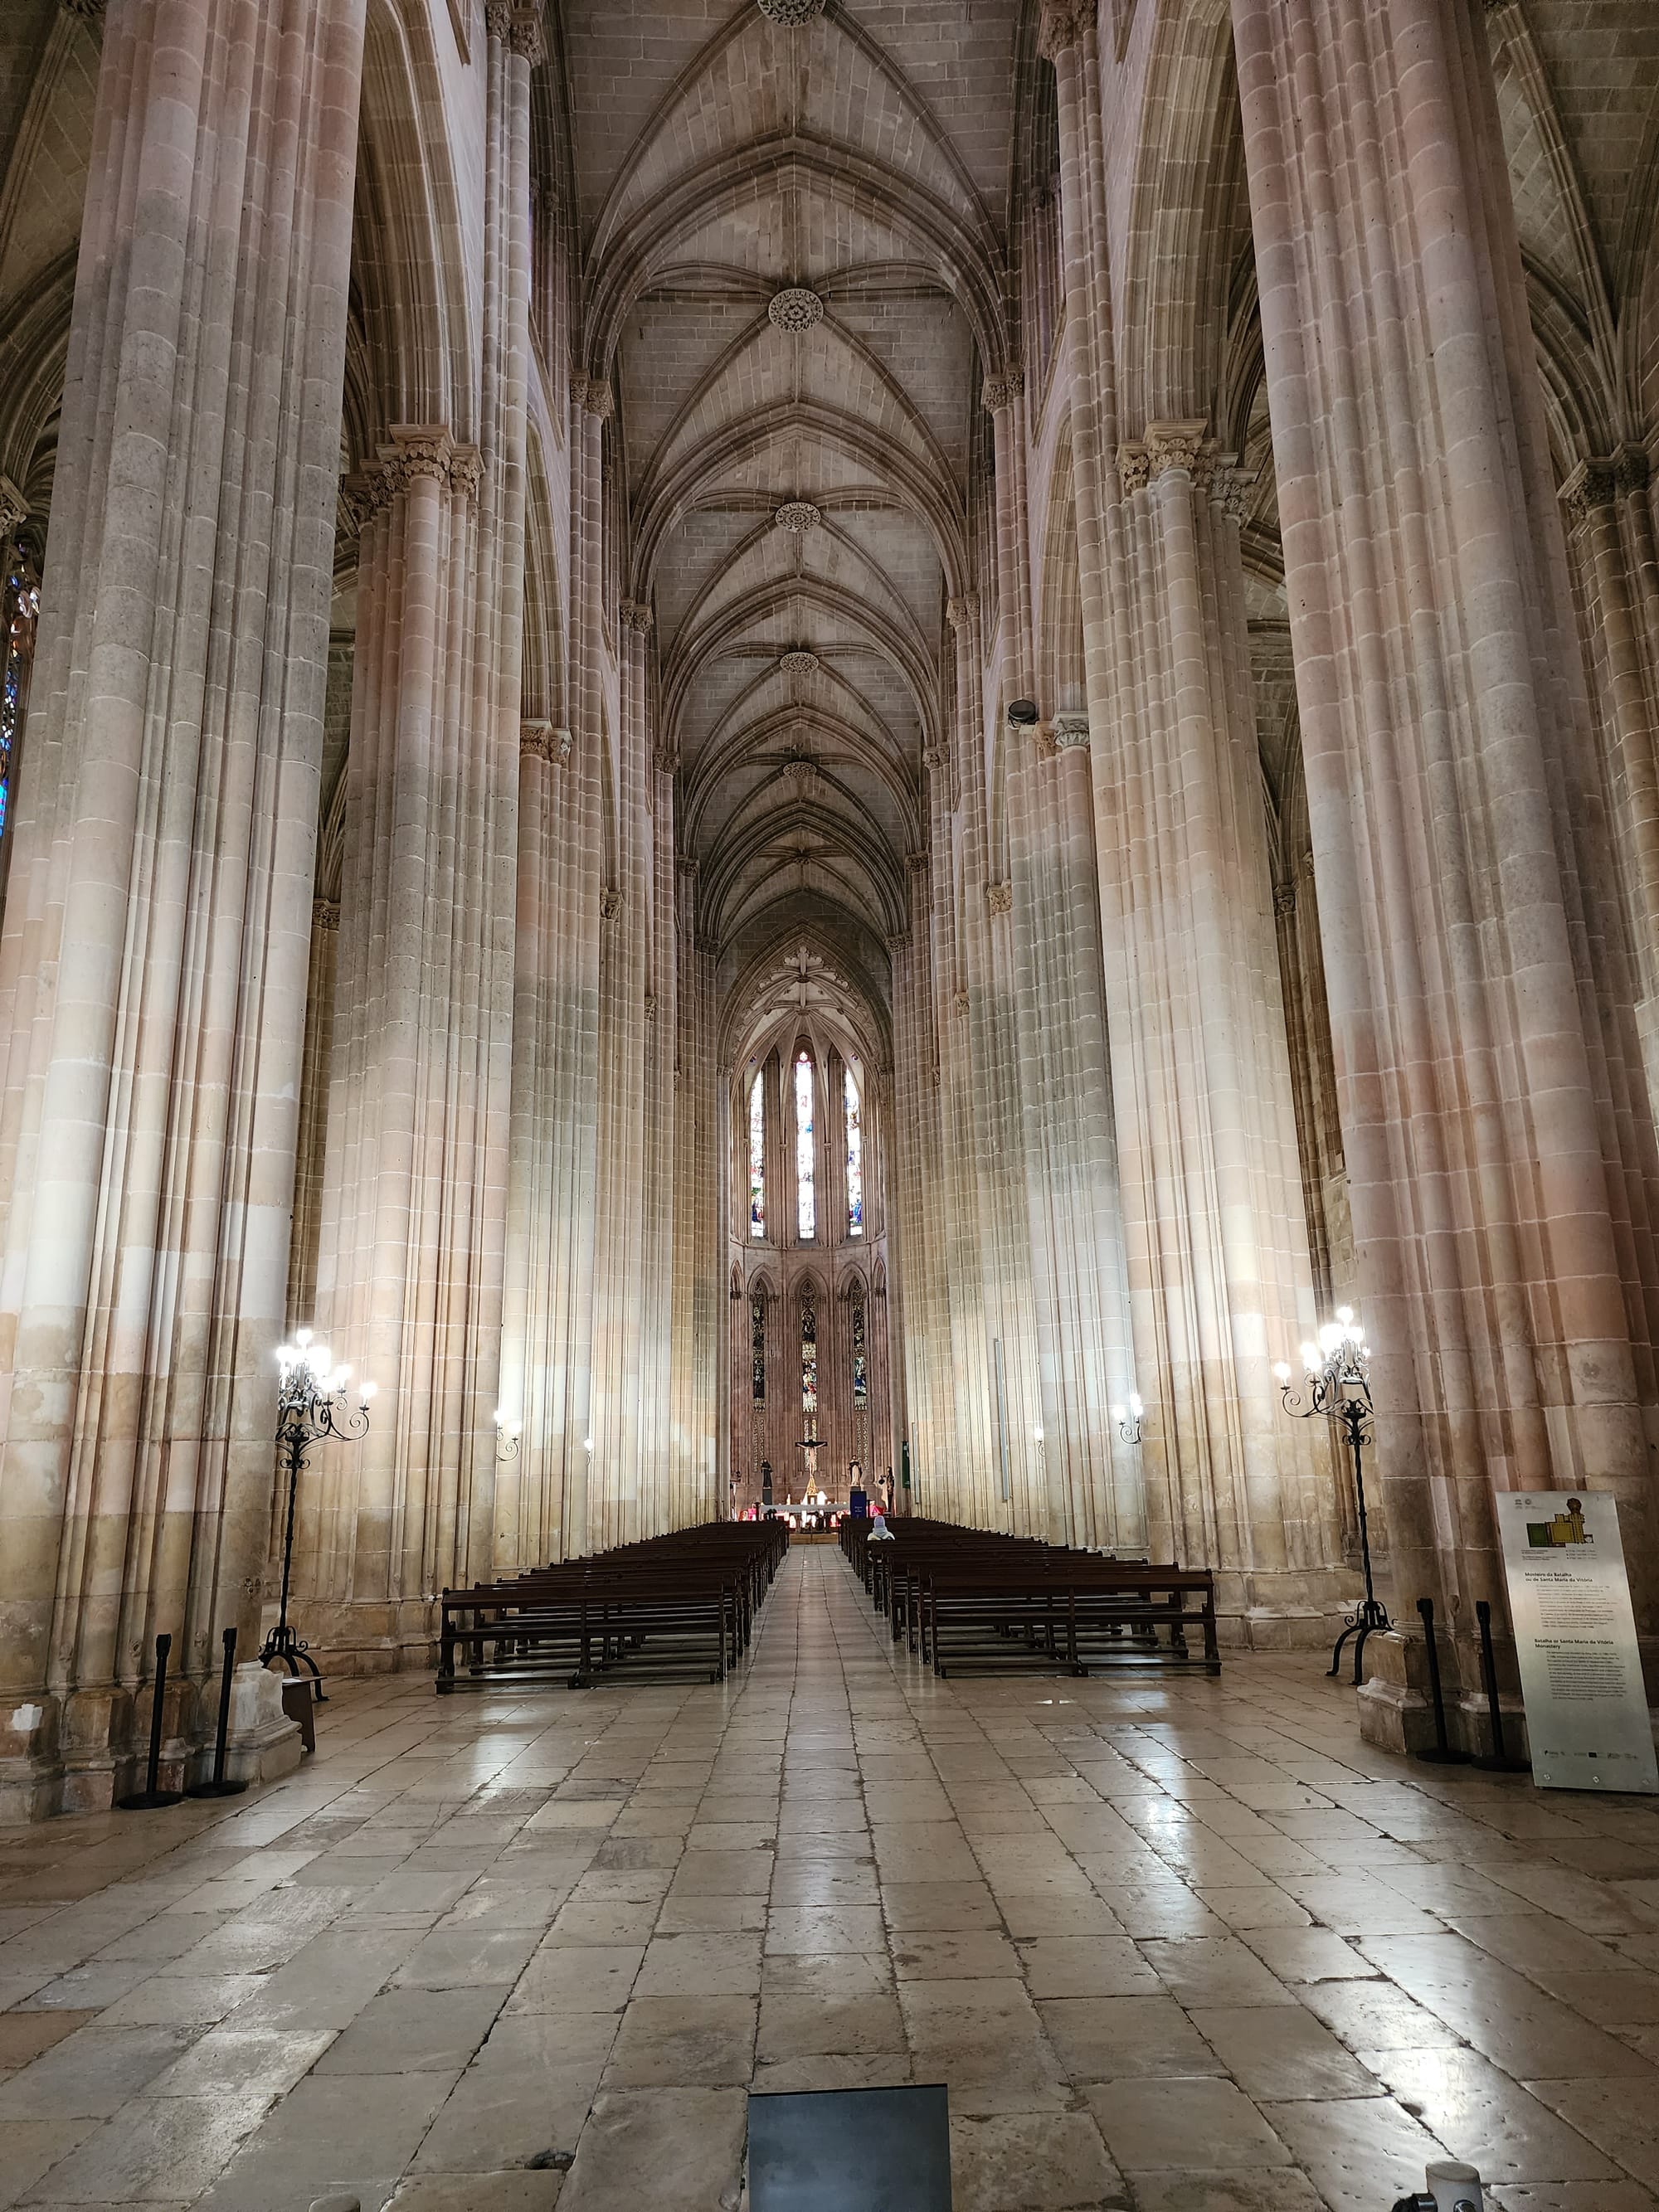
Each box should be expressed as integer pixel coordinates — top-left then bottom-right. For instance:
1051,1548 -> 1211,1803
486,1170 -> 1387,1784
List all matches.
748,1072 -> 766,1238
845,1069 -> 864,1237
852,1295 -> 868,1407
1,543 -> 41,849
801,1304 -> 818,1419
795,1050 -> 815,1240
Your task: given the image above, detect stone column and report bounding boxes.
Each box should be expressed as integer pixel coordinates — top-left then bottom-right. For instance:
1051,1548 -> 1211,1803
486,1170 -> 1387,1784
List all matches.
1234,0 -> 1659,1733
0,0 -> 364,1816
670,863 -> 720,1529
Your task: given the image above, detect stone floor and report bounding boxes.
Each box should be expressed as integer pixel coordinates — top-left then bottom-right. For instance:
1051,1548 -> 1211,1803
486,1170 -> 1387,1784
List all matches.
3,1549 -> 1659,2212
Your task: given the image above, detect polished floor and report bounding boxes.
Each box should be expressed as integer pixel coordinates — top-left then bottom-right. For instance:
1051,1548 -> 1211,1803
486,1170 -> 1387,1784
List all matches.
3,1549 -> 1659,2212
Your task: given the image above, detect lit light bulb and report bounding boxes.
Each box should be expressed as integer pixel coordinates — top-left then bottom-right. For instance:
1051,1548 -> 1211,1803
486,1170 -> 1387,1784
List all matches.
1318,1321 -> 1343,1355
1300,1340 -> 1321,1373
295,1328 -> 314,1349
1335,1306 -> 1353,1326
1111,1403 -> 1125,1423
360,1379 -> 378,1403
1033,1425 -> 1044,1443
1273,1360 -> 1292,1383
1129,1393 -> 1144,1419
583,1437 -> 593,1452
493,1407 -> 505,1427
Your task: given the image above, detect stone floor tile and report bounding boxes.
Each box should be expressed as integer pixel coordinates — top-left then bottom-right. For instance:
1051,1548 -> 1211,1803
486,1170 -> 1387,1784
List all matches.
1238,1928 -> 1375,1982
1087,2077 -> 1293,2170
411,2015 -> 615,2174
1017,1934 -> 1161,1998
1126,2175 -> 1331,2212
313,1983 -> 509,2074
1362,2047 -> 1619,2183
633,1931 -> 762,1996
24,2091 -> 274,2203
97,1971 -> 268,2026
756,1989 -> 905,2059
889,1928 -> 1022,1981
764,1906 -> 887,1953
503,1944 -> 642,2015
556,2088 -> 745,2211
1188,2002 -> 1381,2098
387,2176 -> 562,2212
1523,2079 -> 1659,2184
948,2109 -> 1122,2211
1141,1937 -> 1298,2007
0,2120 -> 101,2212
1261,2093 -> 1450,2212
600,1993 -> 756,2088
0,2013 -> 95,2070
1038,1994 -> 1224,2081
0,2024 -> 199,2120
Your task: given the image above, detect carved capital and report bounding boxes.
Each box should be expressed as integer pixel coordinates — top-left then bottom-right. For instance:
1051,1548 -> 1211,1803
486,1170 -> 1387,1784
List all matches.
1049,712 -> 1090,751
922,745 -> 950,775
1211,461 -> 1258,525
380,425 -> 481,503
946,594 -> 976,634
985,880 -> 1013,915
904,849 -> 932,877
1038,0 -> 1092,60
618,597 -> 653,634
1614,444 -> 1652,498
885,931 -> 910,955
981,367 -> 1026,414
575,376 -> 615,421
484,0 -> 513,36
508,5 -> 547,62
521,720 -> 573,766
1144,418 -> 1209,479
0,476 -> 28,542
313,897 -> 341,933
600,887 -> 622,921
1273,880 -> 1297,919
1117,443 -> 1148,497
654,746 -> 679,776
1559,459 -> 1618,528
953,989 -> 971,1018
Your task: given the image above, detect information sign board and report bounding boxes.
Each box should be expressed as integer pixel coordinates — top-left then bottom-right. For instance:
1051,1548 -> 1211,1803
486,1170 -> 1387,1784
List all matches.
1496,1490 -> 1658,1794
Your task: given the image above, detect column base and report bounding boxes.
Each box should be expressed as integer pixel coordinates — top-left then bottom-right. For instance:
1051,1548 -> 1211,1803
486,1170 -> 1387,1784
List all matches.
1212,1565 -> 1365,1651
0,1669 -> 302,1821
271,1597 -> 439,1680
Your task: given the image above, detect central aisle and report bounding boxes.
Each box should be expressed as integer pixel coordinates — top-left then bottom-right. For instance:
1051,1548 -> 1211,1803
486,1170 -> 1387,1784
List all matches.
2,1547 -> 1657,2210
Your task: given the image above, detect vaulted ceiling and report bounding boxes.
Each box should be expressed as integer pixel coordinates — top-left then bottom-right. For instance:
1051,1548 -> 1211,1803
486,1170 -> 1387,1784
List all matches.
565,0 -> 1022,999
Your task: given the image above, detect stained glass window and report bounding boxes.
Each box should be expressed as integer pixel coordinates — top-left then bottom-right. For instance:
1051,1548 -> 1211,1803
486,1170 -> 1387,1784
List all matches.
795,1050 -> 815,1240
801,1303 -> 818,1418
751,1292 -> 766,1403
748,1072 -> 766,1238
852,1297 -> 868,1407
845,1068 -> 863,1236
1,546 -> 41,850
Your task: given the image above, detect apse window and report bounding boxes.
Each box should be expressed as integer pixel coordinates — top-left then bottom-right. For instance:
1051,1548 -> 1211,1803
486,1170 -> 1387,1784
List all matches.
795,1050 -> 815,1240
749,1072 -> 766,1238
801,1305 -> 818,1417
845,1067 -> 864,1236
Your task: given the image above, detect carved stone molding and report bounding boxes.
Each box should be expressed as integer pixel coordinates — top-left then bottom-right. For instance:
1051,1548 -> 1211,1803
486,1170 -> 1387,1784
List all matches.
313,897 -> 341,933
1559,459 -> 1618,528
769,288 -> 824,333
618,598 -> 653,634
904,850 -> 932,876
1273,881 -> 1297,919
946,594 -> 976,633
521,720 -> 572,766
654,746 -> 679,776
985,880 -> 1013,915
574,376 -> 615,421
981,367 -> 1026,413
1038,0 -> 1092,60
374,426 -> 482,506
1615,444 -> 1652,497
953,990 -> 971,1018
774,500 -> 822,534
484,0 -> 513,36
0,476 -> 28,542
922,745 -> 950,774
508,5 -> 546,62
1049,712 -> 1090,751
600,887 -> 622,921
757,0 -> 825,20
1210,462 -> 1258,525
780,649 -> 820,675
1117,443 -> 1149,497
644,993 -> 657,1023
885,931 -> 910,955
1145,418 -> 1208,479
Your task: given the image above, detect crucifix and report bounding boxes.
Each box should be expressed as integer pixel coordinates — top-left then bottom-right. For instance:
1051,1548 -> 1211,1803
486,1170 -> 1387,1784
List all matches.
796,1432 -> 823,1489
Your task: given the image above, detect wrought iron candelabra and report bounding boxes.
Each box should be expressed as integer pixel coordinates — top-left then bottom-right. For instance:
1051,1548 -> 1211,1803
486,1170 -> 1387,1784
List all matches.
494,1408 -> 522,1463
260,1331 -> 374,1703
1274,1309 -> 1392,1683
1111,1392 -> 1145,1446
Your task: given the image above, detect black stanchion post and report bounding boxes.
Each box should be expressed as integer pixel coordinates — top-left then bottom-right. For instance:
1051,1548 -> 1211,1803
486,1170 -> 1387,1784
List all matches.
188,1626 -> 250,1799
117,1633 -> 184,1810
1414,1597 -> 1471,1766
1472,1599 -> 1530,1774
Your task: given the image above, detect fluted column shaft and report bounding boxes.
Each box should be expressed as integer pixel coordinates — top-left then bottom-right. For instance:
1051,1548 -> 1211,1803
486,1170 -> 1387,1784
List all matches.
1233,0 -> 1659,1715
0,0 -> 365,1814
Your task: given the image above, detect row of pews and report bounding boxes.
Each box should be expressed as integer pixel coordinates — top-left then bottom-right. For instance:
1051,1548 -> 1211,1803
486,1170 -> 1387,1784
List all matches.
841,1515 -> 1220,1678
435,1519 -> 789,1693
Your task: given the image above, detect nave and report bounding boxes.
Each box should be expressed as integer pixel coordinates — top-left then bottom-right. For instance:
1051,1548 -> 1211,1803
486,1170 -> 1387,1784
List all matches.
2,1548 -> 1658,2210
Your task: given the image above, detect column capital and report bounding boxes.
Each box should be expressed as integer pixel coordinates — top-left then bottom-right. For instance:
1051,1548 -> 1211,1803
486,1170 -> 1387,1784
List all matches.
381,425 -> 481,503
1614,443 -> 1652,498
1117,443 -> 1148,497
654,745 -> 679,775
521,719 -> 572,765
618,598 -> 653,634
509,6 -> 547,63
600,887 -> 622,921
1144,418 -> 1209,479
574,376 -> 615,421
904,849 -> 932,876
1037,0 -> 1092,59
0,475 -> 28,542
981,367 -> 1025,414
985,880 -> 1013,915
1559,458 -> 1618,529
1209,460 -> 1258,524
945,593 -> 977,633
922,744 -> 950,774
1049,712 -> 1091,751
313,897 -> 341,933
